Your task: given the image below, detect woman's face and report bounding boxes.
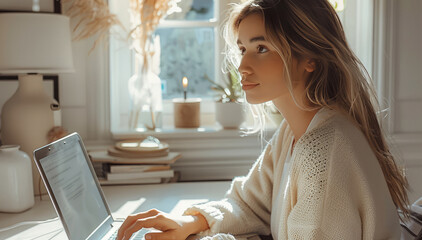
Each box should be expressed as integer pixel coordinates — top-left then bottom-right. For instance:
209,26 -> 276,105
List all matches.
237,13 -> 289,104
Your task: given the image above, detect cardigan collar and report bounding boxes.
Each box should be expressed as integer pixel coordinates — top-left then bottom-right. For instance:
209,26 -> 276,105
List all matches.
304,106 -> 337,134
286,106 -> 337,156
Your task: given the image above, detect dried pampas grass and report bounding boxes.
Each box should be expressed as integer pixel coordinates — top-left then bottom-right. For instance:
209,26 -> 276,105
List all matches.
129,0 -> 180,71
60,0 -> 179,55
62,0 -> 124,53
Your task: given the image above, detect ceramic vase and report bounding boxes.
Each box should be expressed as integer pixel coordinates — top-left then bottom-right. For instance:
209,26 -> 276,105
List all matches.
0,145 -> 34,212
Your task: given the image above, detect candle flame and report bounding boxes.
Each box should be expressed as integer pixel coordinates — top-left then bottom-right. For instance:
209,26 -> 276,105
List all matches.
182,77 -> 188,89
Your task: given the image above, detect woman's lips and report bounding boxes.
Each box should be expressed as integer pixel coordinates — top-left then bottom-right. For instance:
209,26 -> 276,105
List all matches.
241,81 -> 259,90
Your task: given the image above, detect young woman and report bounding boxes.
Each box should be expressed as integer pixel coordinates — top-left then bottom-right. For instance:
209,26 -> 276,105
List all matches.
117,0 -> 410,239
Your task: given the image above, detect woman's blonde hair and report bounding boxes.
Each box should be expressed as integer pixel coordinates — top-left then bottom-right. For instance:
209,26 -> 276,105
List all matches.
223,0 -> 410,217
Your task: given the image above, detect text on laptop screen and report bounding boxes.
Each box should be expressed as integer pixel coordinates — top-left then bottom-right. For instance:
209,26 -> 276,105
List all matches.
40,139 -> 109,240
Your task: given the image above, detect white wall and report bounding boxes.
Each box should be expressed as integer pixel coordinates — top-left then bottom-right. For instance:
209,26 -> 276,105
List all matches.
59,34 -> 110,141
391,0 -> 422,203
394,1 -> 422,132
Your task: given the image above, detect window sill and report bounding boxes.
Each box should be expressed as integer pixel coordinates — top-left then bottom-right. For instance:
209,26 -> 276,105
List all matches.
111,125 -> 277,140
92,126 -> 277,181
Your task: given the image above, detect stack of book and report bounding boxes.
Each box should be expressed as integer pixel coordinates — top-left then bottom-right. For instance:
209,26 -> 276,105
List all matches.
88,137 -> 182,185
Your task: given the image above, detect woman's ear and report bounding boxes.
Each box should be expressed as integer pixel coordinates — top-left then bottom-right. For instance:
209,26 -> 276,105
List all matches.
304,59 -> 317,73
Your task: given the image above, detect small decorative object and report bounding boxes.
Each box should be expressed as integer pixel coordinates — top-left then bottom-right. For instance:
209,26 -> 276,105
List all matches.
0,145 -> 34,212
204,67 -> 245,129
0,13 -> 74,196
108,146 -> 169,158
47,126 -> 69,143
108,136 -> 169,158
173,77 -> 201,128
115,136 -> 168,152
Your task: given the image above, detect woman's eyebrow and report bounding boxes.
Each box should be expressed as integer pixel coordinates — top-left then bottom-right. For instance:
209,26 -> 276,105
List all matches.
237,36 -> 266,45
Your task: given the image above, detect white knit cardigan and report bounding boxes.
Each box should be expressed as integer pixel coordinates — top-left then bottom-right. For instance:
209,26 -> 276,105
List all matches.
185,107 -> 401,239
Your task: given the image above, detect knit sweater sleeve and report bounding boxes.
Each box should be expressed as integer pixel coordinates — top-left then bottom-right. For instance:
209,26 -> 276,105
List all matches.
184,122 -> 288,237
286,124 -> 362,239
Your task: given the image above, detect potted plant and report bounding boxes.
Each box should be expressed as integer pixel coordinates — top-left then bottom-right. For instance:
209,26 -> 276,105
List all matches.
204,67 -> 245,129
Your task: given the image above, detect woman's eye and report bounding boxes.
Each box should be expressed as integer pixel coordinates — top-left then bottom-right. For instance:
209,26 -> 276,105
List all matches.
239,48 -> 246,55
258,45 -> 268,53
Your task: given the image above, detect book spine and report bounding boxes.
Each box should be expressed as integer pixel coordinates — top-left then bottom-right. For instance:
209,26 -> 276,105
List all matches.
106,169 -> 174,181
99,177 -> 162,185
92,162 -> 107,178
89,151 -> 181,164
109,165 -> 170,173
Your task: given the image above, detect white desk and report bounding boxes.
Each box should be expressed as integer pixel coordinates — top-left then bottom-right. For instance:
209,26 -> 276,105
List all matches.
0,181 -> 232,240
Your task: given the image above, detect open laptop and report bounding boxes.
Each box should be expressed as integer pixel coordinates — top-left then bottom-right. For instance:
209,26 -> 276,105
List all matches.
33,132 -> 149,240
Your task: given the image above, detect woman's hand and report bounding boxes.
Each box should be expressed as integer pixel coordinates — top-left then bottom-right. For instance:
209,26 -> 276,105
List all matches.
116,209 -> 209,240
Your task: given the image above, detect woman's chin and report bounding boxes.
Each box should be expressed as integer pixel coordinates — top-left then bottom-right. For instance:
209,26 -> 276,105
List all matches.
245,96 -> 265,105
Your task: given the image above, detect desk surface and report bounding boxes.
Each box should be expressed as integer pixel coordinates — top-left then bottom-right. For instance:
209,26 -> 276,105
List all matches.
0,181 -> 232,240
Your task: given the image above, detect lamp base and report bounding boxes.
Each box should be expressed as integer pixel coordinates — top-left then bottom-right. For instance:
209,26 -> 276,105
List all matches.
1,74 -> 58,196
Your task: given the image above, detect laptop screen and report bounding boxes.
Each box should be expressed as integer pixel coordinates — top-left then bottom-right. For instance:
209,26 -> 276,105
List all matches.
39,136 -> 109,240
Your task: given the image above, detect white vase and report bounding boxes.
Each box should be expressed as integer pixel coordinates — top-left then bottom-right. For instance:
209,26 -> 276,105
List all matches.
128,70 -> 163,130
0,145 -> 34,212
215,101 -> 245,129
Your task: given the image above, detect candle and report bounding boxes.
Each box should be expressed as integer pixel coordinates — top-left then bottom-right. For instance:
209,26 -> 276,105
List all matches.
173,77 -> 200,128
173,98 -> 201,128
182,77 -> 188,100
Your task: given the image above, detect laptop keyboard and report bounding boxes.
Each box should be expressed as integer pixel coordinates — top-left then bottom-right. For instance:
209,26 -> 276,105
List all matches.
108,228 -> 148,240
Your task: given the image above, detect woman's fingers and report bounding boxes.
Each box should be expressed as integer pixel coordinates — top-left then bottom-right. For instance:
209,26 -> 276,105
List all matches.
117,210 -> 200,240
122,214 -> 178,240
117,209 -> 160,240
144,230 -> 180,240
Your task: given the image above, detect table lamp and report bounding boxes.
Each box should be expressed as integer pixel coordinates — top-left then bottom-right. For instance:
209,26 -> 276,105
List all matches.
0,13 -> 74,196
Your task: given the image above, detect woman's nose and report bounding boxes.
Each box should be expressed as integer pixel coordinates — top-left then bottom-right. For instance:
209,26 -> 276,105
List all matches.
238,56 -> 252,77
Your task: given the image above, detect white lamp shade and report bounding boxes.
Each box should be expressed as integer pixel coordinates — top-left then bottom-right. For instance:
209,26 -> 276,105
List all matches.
0,13 -> 74,74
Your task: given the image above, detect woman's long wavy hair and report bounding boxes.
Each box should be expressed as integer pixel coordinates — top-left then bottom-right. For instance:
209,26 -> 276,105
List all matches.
223,0 -> 409,217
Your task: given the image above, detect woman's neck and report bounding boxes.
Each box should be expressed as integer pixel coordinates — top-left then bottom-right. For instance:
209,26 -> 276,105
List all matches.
273,95 -> 320,144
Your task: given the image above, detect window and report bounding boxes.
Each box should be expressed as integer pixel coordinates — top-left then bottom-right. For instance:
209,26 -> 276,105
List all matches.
153,0 -> 217,100
156,26 -> 215,100
109,0 -> 226,133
